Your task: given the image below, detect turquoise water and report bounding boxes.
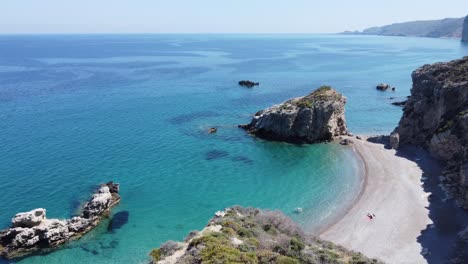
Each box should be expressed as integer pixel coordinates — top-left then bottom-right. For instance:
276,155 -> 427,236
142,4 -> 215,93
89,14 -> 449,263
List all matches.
0,35 -> 467,264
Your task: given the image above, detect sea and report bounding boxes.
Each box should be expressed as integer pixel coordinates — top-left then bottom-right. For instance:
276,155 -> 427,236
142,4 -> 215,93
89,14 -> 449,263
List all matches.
0,34 -> 467,263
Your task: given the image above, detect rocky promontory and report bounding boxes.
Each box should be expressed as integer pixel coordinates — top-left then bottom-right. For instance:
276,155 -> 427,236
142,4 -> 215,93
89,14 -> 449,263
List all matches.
393,56 -> 468,209
149,207 -> 380,264
0,182 -> 121,259
240,86 -> 348,143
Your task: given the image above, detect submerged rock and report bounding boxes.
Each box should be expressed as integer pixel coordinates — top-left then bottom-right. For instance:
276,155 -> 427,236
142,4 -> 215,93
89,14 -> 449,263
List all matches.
391,100 -> 407,107
0,182 -> 121,259
238,80 -> 259,88
239,86 -> 348,143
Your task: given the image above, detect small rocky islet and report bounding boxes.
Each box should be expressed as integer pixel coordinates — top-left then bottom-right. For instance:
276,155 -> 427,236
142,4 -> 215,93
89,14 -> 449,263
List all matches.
238,80 -> 260,88
0,182 -> 120,259
239,86 -> 348,144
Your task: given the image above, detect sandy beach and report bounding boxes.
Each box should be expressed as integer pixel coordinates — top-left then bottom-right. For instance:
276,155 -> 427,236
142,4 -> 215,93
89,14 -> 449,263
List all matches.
320,136 -> 432,264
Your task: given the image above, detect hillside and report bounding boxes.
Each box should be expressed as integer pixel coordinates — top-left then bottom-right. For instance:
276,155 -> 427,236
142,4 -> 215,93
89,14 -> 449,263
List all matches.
149,207 -> 381,264
343,17 -> 466,38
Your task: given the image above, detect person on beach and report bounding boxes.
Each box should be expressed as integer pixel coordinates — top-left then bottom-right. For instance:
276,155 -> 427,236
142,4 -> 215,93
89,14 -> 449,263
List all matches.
367,213 -> 376,220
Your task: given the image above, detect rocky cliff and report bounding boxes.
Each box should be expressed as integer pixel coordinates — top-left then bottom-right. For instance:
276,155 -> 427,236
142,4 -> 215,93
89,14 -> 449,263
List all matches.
0,182 -> 120,259
149,207 -> 381,264
463,16 -> 468,42
240,86 -> 348,143
394,57 -> 468,209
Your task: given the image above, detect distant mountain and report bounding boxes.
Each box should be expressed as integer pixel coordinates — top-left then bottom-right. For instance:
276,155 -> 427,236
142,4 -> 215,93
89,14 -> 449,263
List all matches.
343,16 -> 467,39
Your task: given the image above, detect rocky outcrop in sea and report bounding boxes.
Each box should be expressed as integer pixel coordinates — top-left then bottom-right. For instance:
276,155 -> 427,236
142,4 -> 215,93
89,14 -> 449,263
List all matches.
393,56 -> 468,209
238,80 -> 259,88
239,86 -> 348,143
0,182 -> 121,259
149,207 -> 381,264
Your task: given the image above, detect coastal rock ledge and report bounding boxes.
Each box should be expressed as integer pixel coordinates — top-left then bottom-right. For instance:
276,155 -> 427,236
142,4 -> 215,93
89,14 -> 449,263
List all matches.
0,182 -> 121,259
239,86 -> 348,143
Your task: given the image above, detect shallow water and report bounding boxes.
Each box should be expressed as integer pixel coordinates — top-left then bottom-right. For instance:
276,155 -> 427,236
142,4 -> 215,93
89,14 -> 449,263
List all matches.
0,34 -> 466,263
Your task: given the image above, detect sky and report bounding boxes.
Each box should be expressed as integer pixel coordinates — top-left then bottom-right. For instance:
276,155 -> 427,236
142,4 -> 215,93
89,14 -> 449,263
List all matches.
1,0 -> 468,34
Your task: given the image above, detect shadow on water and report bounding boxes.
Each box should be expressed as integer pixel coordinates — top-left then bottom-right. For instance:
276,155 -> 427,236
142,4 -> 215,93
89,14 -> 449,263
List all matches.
107,211 -> 130,233
367,136 -> 468,264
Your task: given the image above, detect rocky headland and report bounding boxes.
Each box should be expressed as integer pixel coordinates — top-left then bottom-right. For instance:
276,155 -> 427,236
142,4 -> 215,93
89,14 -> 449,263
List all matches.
149,207 -> 380,264
393,56 -> 468,209
343,16 -> 466,39
239,86 -> 348,143
0,182 -> 120,259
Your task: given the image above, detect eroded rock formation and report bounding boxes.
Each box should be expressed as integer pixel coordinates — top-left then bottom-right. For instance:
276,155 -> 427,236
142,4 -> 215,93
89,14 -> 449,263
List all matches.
0,182 -> 120,259
393,56 -> 468,209
239,86 -> 348,143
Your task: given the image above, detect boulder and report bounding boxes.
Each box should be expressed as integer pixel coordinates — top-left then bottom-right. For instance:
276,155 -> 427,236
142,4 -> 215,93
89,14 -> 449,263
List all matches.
0,182 -> 121,259
376,83 -> 391,91
389,132 -> 400,149
240,86 -> 348,143
12,209 -> 46,228
339,138 -> 353,145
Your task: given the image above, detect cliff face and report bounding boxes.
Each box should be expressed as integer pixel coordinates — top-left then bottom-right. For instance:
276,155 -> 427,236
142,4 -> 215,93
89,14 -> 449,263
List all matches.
394,57 -> 468,209
240,86 -> 348,144
149,207 -> 380,264
463,16 -> 468,42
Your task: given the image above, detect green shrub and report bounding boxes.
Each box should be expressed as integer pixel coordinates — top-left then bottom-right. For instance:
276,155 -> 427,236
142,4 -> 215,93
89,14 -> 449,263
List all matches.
276,256 -> 300,264
200,243 -> 258,264
290,237 -> 305,252
149,248 -> 161,262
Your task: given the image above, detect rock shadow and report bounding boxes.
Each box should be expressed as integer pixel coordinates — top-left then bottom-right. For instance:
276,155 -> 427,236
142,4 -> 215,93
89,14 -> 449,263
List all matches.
107,211 -> 130,233
368,135 -> 468,263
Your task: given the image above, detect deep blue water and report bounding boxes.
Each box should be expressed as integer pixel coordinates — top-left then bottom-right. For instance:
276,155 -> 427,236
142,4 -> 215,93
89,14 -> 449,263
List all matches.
0,34 -> 467,264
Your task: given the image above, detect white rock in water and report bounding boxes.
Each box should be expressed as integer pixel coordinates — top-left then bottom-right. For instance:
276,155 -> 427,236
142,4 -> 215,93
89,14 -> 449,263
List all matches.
12,208 -> 46,228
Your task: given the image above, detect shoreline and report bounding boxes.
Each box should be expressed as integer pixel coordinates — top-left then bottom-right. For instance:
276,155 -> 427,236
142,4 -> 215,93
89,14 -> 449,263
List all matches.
320,136 -> 432,264
315,137 -> 369,235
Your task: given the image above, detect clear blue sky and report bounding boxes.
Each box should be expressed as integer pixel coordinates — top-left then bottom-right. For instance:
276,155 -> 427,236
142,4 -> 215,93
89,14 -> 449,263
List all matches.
1,0 -> 468,34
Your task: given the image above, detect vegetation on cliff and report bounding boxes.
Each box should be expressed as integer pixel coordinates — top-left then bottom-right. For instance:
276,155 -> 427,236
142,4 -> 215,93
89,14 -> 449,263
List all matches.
150,207 -> 380,264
